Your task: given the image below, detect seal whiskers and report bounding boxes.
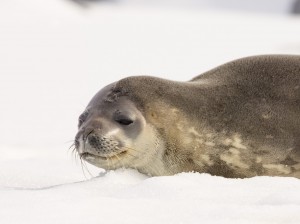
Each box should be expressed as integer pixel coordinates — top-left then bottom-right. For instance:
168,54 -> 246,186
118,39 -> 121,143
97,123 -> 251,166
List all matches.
114,153 -> 125,168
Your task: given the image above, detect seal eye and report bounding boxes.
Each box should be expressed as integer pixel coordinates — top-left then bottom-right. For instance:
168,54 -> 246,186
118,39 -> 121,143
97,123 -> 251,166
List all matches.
115,116 -> 133,126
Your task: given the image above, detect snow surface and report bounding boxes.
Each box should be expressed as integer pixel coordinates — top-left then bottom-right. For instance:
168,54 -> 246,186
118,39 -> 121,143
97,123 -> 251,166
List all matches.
0,1 -> 300,223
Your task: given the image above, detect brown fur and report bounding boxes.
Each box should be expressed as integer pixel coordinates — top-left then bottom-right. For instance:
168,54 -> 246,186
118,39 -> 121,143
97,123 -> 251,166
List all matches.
111,55 -> 300,178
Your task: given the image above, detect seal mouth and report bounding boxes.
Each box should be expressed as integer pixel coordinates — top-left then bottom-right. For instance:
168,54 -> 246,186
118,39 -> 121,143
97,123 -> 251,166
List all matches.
80,151 -> 127,160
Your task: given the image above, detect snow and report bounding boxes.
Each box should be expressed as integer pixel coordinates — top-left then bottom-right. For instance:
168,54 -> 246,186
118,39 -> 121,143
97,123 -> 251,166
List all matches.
1,169 -> 300,224
0,1 -> 300,223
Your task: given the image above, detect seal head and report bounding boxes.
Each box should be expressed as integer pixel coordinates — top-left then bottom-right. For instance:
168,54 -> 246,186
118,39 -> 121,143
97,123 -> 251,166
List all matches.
75,83 -> 167,175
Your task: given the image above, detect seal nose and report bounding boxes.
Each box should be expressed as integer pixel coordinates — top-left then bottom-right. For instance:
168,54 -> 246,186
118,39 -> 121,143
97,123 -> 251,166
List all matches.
75,127 -> 96,148
75,131 -> 83,148
81,127 -> 95,141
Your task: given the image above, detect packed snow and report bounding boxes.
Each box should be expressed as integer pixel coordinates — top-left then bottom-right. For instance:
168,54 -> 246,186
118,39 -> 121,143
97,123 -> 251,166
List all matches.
0,0 -> 300,223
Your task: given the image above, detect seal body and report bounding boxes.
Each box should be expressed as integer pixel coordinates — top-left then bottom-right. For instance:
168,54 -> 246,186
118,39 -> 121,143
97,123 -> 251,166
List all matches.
75,55 -> 300,178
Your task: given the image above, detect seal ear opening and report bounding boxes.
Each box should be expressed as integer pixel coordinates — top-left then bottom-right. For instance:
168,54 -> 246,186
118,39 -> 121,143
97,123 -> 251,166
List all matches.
150,111 -> 158,119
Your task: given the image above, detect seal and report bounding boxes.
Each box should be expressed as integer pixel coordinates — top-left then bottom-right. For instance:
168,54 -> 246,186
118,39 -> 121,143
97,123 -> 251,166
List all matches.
75,55 -> 300,178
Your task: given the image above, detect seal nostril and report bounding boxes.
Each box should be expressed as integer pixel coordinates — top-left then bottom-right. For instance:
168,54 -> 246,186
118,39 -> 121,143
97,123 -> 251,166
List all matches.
82,128 -> 94,142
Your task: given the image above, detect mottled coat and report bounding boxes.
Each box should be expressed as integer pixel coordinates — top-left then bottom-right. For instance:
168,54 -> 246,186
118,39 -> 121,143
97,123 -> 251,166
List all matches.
112,55 -> 300,178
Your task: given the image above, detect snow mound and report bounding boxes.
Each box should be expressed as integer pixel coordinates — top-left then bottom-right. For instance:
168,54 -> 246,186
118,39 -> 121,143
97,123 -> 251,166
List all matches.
1,170 -> 300,224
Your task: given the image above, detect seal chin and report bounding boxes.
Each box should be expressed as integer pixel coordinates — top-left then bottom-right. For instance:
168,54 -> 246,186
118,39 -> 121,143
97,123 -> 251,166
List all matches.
80,149 -> 130,170
80,150 -> 128,161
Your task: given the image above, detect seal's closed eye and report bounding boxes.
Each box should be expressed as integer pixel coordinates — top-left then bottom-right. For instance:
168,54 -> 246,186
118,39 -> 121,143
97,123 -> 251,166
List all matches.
115,115 -> 133,126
